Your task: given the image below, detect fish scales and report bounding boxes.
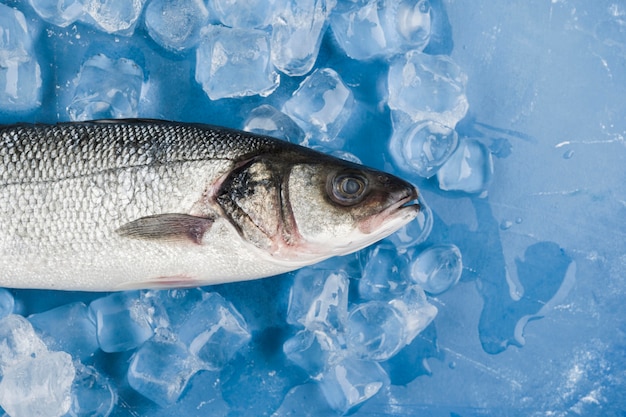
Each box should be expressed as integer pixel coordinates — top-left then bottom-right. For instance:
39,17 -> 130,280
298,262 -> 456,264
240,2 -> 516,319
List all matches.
0,120 -> 419,291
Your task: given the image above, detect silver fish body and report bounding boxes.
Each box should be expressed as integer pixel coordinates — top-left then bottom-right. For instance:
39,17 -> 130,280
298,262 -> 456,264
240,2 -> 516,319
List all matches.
0,120 -> 419,291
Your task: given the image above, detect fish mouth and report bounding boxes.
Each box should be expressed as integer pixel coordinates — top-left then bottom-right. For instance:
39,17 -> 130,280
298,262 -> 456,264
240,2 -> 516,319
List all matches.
358,186 -> 420,235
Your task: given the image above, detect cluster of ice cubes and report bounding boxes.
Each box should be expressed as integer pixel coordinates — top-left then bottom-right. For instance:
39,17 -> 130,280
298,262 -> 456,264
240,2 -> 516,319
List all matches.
0,0 -> 500,415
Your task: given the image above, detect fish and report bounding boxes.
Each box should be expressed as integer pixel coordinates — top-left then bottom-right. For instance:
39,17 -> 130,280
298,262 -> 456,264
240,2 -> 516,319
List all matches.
0,119 -> 419,291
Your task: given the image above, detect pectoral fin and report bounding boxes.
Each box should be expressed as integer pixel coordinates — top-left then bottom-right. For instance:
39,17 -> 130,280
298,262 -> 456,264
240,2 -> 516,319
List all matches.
116,214 -> 214,245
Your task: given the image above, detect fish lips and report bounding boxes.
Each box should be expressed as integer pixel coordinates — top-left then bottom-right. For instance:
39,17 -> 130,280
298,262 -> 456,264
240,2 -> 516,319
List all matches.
357,180 -> 420,235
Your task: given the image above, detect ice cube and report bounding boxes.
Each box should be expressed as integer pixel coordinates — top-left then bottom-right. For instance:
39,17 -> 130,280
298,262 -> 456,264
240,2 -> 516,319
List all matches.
270,0 -> 335,76
144,0 -> 209,52
436,138 -> 494,194
0,351 -> 75,417
345,301 -> 407,361
387,51 -> 468,128
282,67 -> 354,148
243,104 -> 305,144
384,193 -> 433,251
69,363 -> 117,417
67,54 -> 144,121
409,244 -> 463,294
389,285 -> 438,344
28,302 -> 99,361
0,5 -> 42,112
0,314 -> 47,374
330,0 -> 431,60
195,25 -> 279,100
29,0 -> 85,27
389,119 -> 459,178
177,292 -> 251,370
88,291 -> 154,353
358,244 -> 411,301
127,334 -> 200,407
283,329 -> 346,377
286,268 -> 349,332
82,0 -> 145,35
319,357 -> 389,414
0,289 -> 14,319
147,288 -> 205,330
273,383 -> 336,417
211,0 -> 282,29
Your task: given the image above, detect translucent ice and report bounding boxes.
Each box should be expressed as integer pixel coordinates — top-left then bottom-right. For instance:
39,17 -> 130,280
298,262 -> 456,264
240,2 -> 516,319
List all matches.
389,119 -> 459,178
358,244 -> 410,301
273,383 -> 336,417
29,0 -> 85,27
384,194 -> 433,251
319,357 -> 389,415
330,0 -> 431,60
0,4 -> 42,112
282,68 -> 354,147
243,104 -> 305,144
177,292 -> 251,370
270,0 -> 335,76
0,314 -> 47,373
283,329 -> 345,377
68,54 -> 144,121
0,350 -> 75,417
0,289 -> 14,319
389,285 -> 437,344
195,25 -> 279,100
69,364 -> 117,417
387,51 -> 468,128
144,0 -> 209,52
346,301 -> 406,361
82,0 -> 145,35
127,334 -> 200,407
211,0 -> 281,29
29,302 -> 99,361
436,138 -> 494,194
409,244 -> 462,295
88,291 -> 155,353
286,268 -> 349,332
147,288 -> 205,330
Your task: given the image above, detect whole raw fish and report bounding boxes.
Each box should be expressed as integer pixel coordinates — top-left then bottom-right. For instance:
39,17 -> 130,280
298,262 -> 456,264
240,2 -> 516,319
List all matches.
0,119 -> 419,291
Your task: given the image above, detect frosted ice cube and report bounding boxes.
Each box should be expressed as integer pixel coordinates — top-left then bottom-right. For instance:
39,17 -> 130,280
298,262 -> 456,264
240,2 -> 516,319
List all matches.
211,0 -> 282,29
286,268 -> 349,332
384,193 -> 433,251
283,329 -> 346,377
29,0 -> 85,27
270,0 -> 335,76
177,292 -> 251,370
195,25 -> 279,100
0,351 -> 75,417
82,0 -> 145,35
282,68 -> 354,147
0,314 -> 47,374
69,364 -> 117,417
330,0 -> 431,60
345,301 -> 406,361
388,51 -> 468,128
389,119 -> 459,178
243,104 -> 305,144
319,357 -> 389,414
127,335 -> 200,407
0,5 -> 42,112
28,302 -> 99,361
68,54 -> 143,121
0,289 -> 14,319
88,291 -> 154,353
144,0 -> 208,52
389,285 -> 438,344
409,244 -> 462,294
436,138 -> 494,194
358,244 -> 410,301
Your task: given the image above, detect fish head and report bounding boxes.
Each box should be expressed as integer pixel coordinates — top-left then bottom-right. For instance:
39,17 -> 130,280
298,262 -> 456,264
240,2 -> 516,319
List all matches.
215,149 -> 420,264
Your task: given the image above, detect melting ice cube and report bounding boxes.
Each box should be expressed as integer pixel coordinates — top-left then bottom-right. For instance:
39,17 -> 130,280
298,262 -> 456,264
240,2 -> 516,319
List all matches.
29,0 -> 85,27
195,25 -> 279,100
144,0 -> 209,52
81,0 -> 145,35
0,314 -> 48,373
409,244 -> 463,295
211,0 -> 282,29
243,104 -> 305,144
436,138 -> 494,194
69,364 -> 117,417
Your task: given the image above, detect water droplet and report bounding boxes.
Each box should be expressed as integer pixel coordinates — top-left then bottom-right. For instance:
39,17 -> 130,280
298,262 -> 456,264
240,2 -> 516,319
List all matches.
563,149 -> 574,159
500,220 -> 513,230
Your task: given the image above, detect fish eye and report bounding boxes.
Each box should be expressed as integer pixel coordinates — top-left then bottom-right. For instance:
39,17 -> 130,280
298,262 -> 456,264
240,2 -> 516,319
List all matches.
328,172 -> 369,206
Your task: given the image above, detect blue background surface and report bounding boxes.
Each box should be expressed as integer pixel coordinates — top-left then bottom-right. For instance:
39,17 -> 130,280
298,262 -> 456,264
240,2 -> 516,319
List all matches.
0,0 -> 625,415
